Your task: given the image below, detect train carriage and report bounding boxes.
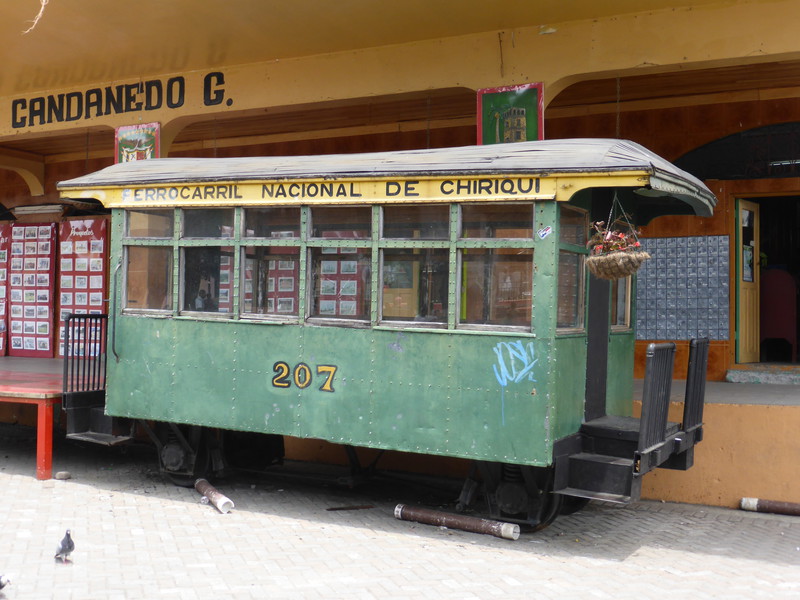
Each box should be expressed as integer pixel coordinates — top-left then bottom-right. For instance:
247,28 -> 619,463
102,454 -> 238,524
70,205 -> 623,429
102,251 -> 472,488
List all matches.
58,138 -> 716,528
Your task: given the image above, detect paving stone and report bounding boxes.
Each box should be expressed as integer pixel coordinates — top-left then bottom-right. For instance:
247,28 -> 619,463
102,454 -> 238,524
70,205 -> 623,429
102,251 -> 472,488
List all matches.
0,424 -> 798,599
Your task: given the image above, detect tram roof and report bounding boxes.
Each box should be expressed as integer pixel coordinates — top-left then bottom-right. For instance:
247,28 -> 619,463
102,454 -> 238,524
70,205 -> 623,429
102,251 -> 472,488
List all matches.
59,138 -> 716,219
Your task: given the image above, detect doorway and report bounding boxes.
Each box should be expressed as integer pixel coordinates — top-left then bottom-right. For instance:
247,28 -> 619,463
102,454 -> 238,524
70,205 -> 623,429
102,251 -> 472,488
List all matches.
741,196 -> 800,364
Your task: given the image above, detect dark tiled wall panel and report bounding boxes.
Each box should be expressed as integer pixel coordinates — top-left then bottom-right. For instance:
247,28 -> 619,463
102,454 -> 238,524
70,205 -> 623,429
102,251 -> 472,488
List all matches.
635,236 -> 729,340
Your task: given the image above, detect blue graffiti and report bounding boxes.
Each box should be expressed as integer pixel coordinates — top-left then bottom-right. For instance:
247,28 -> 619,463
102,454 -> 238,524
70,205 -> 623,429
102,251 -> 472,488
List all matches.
492,340 -> 537,426
493,340 -> 537,386
388,332 -> 406,353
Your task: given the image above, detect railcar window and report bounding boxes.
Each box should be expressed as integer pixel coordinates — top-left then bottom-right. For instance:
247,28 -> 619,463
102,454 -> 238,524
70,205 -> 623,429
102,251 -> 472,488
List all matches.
557,251 -> 583,328
458,204 -> 534,329
557,205 -> 588,330
461,248 -> 533,327
183,246 -> 234,314
244,207 -> 300,238
125,246 -> 173,310
183,209 -> 235,238
126,209 -> 173,238
310,248 -> 371,320
611,276 -> 631,329
461,204 -> 533,238
242,246 -> 301,316
118,200 -> 565,332
308,207 -> 371,321
383,205 -> 448,239
382,248 -> 449,323
559,206 -> 588,246
310,206 -> 371,239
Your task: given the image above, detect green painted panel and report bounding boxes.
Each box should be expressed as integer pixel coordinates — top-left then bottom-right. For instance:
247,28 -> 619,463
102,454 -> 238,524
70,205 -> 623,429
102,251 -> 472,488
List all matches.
606,332 -> 635,416
552,336 -> 587,439
107,317 -> 558,465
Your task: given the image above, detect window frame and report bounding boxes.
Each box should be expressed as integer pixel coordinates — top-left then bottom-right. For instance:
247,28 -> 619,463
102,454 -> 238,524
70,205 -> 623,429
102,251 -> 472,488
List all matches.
610,275 -> 633,331
556,204 -> 588,334
455,203 -> 536,332
118,202 -> 543,334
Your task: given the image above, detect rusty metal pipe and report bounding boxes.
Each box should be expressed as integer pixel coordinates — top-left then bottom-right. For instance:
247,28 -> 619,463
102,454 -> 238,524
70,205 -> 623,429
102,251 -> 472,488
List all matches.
195,478 -> 235,514
394,504 -> 520,540
740,498 -> 800,517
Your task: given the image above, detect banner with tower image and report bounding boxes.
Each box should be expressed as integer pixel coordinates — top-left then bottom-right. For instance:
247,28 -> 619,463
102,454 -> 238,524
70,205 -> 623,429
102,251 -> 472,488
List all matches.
477,83 -> 543,144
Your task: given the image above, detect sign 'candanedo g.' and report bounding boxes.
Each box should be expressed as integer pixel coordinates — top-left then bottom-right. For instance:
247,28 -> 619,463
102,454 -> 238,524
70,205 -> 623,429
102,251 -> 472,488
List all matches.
9,71 -> 229,130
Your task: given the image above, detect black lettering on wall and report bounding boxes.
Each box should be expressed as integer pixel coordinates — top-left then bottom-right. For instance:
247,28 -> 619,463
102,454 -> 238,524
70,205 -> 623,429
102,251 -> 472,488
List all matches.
65,92 -> 83,121
47,94 -> 64,123
203,72 -> 225,106
11,99 -> 26,128
30,97 -> 45,126
85,88 -> 103,118
9,72 -> 207,129
105,85 -> 124,115
145,80 -> 163,110
166,77 -> 185,109
124,83 -> 143,112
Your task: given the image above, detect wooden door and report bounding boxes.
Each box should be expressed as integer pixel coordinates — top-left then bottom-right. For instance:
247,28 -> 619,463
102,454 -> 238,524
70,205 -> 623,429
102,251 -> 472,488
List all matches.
737,199 -> 760,363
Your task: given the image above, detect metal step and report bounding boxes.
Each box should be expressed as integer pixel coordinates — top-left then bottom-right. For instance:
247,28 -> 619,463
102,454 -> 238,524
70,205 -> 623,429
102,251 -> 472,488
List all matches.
66,432 -> 133,446
555,486 -> 632,504
581,415 -> 680,442
562,452 -> 640,502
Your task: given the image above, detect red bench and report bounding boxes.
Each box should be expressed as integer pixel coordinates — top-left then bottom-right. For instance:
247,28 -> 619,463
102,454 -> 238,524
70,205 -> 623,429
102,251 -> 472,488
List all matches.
0,363 -> 64,480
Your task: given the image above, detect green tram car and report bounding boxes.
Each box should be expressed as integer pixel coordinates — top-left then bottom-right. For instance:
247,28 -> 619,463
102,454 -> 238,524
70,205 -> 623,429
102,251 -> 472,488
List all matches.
58,139 -> 716,528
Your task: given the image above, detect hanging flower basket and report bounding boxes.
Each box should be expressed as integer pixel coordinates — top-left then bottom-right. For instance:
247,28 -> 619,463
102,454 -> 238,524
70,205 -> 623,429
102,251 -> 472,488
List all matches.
586,219 -> 650,280
586,249 -> 651,280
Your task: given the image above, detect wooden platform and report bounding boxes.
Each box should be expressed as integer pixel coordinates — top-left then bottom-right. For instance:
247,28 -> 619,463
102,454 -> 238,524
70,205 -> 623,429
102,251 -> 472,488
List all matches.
0,357 -> 64,480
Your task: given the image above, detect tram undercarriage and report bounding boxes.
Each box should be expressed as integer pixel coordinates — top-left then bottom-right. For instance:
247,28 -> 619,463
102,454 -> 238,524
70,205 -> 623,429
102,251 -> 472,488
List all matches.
97,336 -> 707,530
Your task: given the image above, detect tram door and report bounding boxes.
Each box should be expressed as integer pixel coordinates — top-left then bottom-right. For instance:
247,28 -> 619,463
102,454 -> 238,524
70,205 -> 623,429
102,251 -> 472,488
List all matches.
584,276 -> 610,420
737,199 -> 760,363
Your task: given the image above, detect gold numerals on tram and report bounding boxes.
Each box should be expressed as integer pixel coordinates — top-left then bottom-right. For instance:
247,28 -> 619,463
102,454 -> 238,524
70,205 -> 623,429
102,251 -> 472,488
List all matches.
272,361 -> 337,393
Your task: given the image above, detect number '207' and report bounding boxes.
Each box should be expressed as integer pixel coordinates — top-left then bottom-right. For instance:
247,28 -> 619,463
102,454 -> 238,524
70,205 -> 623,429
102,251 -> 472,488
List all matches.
272,361 -> 337,392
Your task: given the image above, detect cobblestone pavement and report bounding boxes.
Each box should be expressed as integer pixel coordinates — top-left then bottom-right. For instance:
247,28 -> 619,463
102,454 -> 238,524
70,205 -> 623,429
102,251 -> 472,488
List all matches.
1,425 -> 798,600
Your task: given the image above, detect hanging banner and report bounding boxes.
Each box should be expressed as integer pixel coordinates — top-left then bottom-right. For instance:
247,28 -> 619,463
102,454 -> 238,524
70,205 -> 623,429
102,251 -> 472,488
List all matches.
477,83 -> 544,145
115,122 -> 160,163
8,223 -> 57,358
57,218 -> 109,357
0,223 -> 11,356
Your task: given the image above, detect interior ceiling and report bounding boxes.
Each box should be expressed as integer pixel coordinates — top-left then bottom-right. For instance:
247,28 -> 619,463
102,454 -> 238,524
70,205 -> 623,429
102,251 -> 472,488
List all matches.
549,61 -> 800,108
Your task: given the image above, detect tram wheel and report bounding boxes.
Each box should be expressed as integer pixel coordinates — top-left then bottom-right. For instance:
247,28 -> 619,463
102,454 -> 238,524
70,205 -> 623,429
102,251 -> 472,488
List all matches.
477,462 -> 564,530
531,491 -> 563,532
155,423 -> 211,487
165,444 -> 210,487
559,495 -> 591,516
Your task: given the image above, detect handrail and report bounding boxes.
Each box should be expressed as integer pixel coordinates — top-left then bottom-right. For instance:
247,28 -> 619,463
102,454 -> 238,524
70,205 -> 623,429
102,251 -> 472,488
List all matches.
111,260 -> 121,363
62,314 -> 109,396
637,342 -> 676,453
682,338 -> 709,433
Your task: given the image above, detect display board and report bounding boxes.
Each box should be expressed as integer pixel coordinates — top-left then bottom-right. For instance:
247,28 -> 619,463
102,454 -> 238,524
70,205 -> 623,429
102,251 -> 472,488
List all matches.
8,223 -> 57,357
57,219 -> 108,357
0,224 -> 11,355
317,250 -> 363,317
217,248 -> 234,313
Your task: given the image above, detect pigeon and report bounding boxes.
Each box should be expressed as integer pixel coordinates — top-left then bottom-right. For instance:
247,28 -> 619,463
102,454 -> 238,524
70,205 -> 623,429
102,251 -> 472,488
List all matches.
54,529 -> 75,562
0,574 -> 10,589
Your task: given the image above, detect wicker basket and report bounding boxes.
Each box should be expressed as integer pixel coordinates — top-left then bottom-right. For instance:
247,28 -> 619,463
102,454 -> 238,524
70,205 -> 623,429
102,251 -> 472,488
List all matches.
586,250 -> 651,280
